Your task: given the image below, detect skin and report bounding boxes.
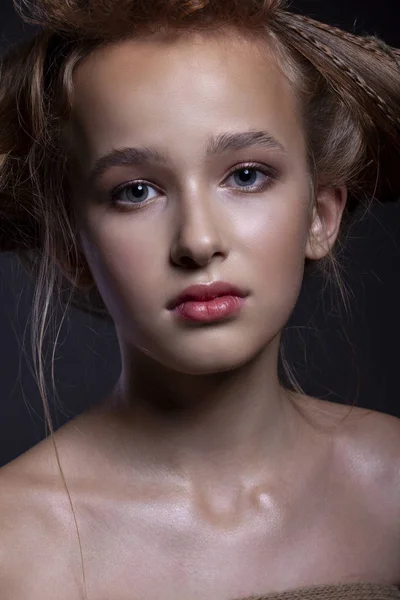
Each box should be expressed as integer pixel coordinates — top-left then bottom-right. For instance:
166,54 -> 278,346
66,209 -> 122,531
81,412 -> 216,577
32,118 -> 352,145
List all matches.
67,28 -> 347,484
1,27 -> 400,600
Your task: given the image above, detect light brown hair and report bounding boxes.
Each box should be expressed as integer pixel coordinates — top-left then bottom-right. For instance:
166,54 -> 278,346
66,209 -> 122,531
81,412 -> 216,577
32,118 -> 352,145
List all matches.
1,1 -> 400,596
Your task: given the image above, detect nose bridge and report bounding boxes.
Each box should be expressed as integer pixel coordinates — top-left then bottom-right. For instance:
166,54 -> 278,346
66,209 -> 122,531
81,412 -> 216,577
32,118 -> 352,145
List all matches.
170,180 -> 228,266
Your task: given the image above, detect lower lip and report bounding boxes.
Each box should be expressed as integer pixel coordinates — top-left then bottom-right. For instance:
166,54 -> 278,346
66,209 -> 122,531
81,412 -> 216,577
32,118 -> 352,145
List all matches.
172,295 -> 246,322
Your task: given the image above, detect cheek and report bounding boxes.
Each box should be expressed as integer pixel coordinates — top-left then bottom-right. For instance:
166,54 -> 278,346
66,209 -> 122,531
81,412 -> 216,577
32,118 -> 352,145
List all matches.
78,220 -> 159,321
239,194 -> 310,317
240,188 -> 309,261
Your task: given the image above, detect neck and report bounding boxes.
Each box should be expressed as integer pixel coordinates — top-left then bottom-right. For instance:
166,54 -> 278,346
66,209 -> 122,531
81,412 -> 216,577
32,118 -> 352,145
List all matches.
98,334 -> 310,487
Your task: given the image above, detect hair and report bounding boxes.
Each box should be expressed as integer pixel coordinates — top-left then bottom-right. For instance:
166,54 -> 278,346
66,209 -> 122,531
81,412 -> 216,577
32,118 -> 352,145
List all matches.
1,0 -> 400,596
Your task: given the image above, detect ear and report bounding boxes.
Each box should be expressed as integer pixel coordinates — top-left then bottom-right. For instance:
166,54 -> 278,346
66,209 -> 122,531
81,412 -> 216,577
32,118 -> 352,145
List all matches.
305,184 -> 348,260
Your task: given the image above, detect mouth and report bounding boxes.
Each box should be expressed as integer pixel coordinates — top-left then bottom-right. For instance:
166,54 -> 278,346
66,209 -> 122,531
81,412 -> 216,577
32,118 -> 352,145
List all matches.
167,281 -> 248,311
170,294 -> 248,323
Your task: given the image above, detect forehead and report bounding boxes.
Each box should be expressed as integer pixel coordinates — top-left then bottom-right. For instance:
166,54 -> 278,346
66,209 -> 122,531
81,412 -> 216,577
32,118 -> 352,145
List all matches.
69,30 -> 305,165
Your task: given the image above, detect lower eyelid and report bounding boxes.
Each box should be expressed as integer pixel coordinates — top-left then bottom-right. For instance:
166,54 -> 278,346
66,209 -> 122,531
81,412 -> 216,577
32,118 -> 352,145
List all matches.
110,166 -> 276,203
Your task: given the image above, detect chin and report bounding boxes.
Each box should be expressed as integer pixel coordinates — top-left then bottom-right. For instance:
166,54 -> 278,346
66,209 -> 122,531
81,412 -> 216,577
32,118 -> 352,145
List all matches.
167,356 -> 252,376
144,338 -> 269,375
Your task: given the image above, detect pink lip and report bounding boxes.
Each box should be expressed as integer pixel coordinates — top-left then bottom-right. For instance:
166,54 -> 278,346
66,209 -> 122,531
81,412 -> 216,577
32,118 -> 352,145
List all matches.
167,281 -> 248,310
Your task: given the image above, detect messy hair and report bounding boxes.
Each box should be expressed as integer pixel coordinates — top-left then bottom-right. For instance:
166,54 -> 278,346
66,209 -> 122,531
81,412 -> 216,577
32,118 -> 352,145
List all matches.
1,0 -> 399,596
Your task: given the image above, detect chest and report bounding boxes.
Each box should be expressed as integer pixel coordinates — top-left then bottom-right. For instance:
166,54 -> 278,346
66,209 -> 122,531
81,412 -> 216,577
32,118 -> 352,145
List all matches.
11,421 -> 400,600
69,484 -> 399,600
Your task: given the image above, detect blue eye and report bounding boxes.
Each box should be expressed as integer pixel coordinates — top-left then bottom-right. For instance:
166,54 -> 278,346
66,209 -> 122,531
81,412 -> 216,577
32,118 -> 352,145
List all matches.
110,163 -> 275,208
225,166 -> 272,191
111,181 -> 159,205
234,168 -> 258,186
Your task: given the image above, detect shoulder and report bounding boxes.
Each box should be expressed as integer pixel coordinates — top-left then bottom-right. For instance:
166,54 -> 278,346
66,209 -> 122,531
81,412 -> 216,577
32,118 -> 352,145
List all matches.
340,405 -> 400,571
324,401 -> 400,533
0,448 -> 81,599
298,394 -> 400,464
339,404 -> 400,482
297,395 -> 400,521
314,398 -> 400,489
346,405 -> 400,508
0,460 -> 39,596
0,438 -> 79,540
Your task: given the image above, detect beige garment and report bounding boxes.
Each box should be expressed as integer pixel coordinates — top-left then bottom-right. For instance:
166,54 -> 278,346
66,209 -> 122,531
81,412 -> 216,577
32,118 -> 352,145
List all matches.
239,582 -> 400,600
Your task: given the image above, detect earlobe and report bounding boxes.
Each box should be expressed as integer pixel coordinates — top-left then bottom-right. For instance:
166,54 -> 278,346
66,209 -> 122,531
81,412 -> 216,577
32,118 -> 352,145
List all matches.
305,185 -> 347,261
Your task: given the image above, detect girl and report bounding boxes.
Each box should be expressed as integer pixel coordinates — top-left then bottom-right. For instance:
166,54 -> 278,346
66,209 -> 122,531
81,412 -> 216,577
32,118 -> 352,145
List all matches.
0,1 -> 399,599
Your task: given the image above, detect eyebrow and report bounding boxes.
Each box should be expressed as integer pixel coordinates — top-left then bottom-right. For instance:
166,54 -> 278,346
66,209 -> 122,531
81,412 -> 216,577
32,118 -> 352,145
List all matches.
88,130 -> 286,184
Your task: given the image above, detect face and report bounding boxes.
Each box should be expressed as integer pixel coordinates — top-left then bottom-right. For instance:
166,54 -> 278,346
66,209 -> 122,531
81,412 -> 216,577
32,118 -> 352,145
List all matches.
68,29 -> 343,375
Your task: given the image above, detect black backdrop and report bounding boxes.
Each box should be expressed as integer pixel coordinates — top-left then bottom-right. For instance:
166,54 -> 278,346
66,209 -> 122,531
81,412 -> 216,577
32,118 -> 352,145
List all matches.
1,0 -> 400,468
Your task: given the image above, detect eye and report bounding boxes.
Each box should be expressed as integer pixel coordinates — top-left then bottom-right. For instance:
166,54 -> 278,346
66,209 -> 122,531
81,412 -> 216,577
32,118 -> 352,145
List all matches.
109,162 -> 276,208
111,180 -> 160,206
223,163 -> 275,193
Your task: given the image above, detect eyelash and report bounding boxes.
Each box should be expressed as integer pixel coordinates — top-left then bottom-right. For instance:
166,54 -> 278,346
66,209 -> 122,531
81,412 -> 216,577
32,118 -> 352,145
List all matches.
110,162 -> 277,208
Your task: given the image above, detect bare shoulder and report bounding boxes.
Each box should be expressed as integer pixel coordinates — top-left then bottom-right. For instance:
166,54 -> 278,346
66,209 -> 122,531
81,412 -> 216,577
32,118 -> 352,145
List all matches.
0,455 -> 43,595
329,400 -> 400,481
301,395 -> 400,524
297,393 -> 400,449
0,445 -> 82,599
341,403 -> 400,558
341,403 -> 400,512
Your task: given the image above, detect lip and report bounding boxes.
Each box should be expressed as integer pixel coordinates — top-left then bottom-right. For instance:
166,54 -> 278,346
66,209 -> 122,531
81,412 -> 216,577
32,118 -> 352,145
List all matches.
167,281 -> 249,310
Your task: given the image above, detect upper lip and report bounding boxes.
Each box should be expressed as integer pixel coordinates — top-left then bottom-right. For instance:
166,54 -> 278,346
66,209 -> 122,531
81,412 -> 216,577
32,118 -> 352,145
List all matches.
167,281 -> 248,310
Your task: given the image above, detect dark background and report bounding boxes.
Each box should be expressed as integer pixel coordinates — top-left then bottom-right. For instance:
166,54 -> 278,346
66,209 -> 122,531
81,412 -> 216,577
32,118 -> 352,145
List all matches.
1,0 -> 400,468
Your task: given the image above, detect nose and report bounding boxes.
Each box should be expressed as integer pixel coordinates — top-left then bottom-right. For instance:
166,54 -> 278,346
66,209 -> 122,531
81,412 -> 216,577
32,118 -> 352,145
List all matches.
169,191 -> 229,269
